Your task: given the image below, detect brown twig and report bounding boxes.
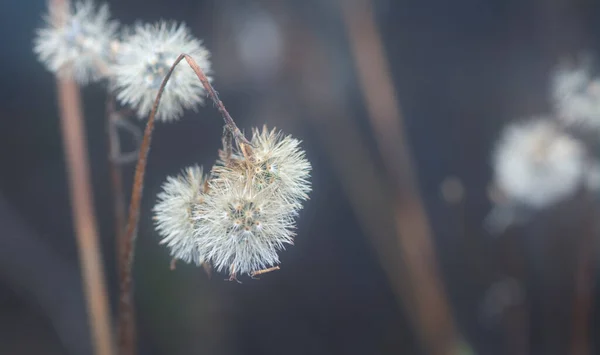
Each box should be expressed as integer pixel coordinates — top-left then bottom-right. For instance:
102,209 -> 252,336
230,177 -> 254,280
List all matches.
118,53 -> 248,355
182,55 -> 251,147
51,0 -> 115,355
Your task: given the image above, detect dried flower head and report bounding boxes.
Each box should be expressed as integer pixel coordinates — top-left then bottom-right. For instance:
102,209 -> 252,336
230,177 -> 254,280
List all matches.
153,165 -> 208,264
213,126 -> 312,208
112,21 -> 212,122
552,63 -> 600,129
193,179 -> 298,276
493,118 -> 587,209
34,0 -> 118,83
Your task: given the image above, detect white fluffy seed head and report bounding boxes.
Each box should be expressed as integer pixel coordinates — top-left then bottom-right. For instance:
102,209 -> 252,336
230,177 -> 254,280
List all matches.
213,126 -> 312,209
552,64 -> 600,129
493,118 -> 587,209
34,0 -> 118,84
112,21 -> 212,122
153,165 -> 208,265
194,179 -> 298,276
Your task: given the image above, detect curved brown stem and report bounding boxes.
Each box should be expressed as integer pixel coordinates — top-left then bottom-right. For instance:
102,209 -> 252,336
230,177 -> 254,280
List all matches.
117,53 -> 248,355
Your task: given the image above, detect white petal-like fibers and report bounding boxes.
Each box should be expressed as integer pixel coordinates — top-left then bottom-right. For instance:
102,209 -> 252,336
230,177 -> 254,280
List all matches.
552,64 -> 600,129
112,21 -> 212,122
154,165 -> 207,264
34,0 -> 118,83
213,126 -> 312,208
194,180 -> 298,275
493,118 -> 587,208
153,127 -> 311,277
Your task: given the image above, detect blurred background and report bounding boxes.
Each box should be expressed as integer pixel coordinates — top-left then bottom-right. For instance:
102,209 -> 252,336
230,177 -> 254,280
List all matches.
1,0 -> 600,354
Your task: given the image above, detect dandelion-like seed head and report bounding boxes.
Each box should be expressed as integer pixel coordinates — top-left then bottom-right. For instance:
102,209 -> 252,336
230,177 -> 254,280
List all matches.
112,21 -> 212,122
214,126 -> 312,208
153,165 -> 208,265
493,118 -> 587,209
194,179 -> 298,276
552,63 -> 600,129
34,0 -> 118,84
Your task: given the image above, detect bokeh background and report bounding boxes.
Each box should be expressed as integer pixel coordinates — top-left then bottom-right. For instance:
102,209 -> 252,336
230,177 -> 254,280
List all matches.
1,0 -> 600,354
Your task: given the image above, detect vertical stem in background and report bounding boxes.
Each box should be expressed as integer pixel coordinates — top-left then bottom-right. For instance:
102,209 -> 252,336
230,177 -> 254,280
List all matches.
52,1 -> 114,355
570,192 -> 596,355
106,95 -> 127,272
56,77 -> 115,355
339,1 -> 459,354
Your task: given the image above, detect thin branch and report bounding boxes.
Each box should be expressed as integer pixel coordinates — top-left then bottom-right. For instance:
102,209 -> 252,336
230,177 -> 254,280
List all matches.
118,53 -> 248,355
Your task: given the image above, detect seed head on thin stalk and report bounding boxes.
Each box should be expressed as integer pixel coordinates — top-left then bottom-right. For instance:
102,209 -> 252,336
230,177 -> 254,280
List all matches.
193,178 -> 299,277
119,53 -> 256,354
112,21 -> 212,122
154,165 -> 209,265
34,0 -> 118,84
212,126 -> 312,208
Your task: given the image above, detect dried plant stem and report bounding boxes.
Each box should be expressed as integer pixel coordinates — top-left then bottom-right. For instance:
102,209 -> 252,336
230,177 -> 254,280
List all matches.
340,1 -> 459,354
118,53 -> 247,355
106,95 -> 127,271
56,78 -> 115,355
570,194 -> 596,355
182,54 -> 250,147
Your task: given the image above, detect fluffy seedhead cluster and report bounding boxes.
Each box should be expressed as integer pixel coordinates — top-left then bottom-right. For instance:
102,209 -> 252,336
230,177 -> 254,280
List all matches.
154,128 -> 311,278
36,0 -> 312,280
34,0 -> 212,121
491,60 -> 600,221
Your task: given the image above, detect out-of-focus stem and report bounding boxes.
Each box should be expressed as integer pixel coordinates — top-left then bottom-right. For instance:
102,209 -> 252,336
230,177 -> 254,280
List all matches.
52,1 -> 114,355
339,1 -> 459,354
106,95 -> 127,272
56,74 -> 115,355
570,192 -> 596,355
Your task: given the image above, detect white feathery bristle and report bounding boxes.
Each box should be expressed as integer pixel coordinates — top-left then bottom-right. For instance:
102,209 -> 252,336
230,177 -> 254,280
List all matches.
33,0 -> 118,84
213,126 -> 312,209
552,64 -> 600,129
153,165 -> 207,265
112,21 -> 212,122
493,118 -> 587,209
193,179 -> 298,276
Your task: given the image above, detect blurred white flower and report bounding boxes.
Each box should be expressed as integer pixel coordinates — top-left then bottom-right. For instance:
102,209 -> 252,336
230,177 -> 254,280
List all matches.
153,165 -> 207,265
194,179 -> 297,276
112,21 -> 212,122
493,118 -> 587,208
213,126 -> 312,208
34,0 -> 118,83
552,64 -> 600,128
